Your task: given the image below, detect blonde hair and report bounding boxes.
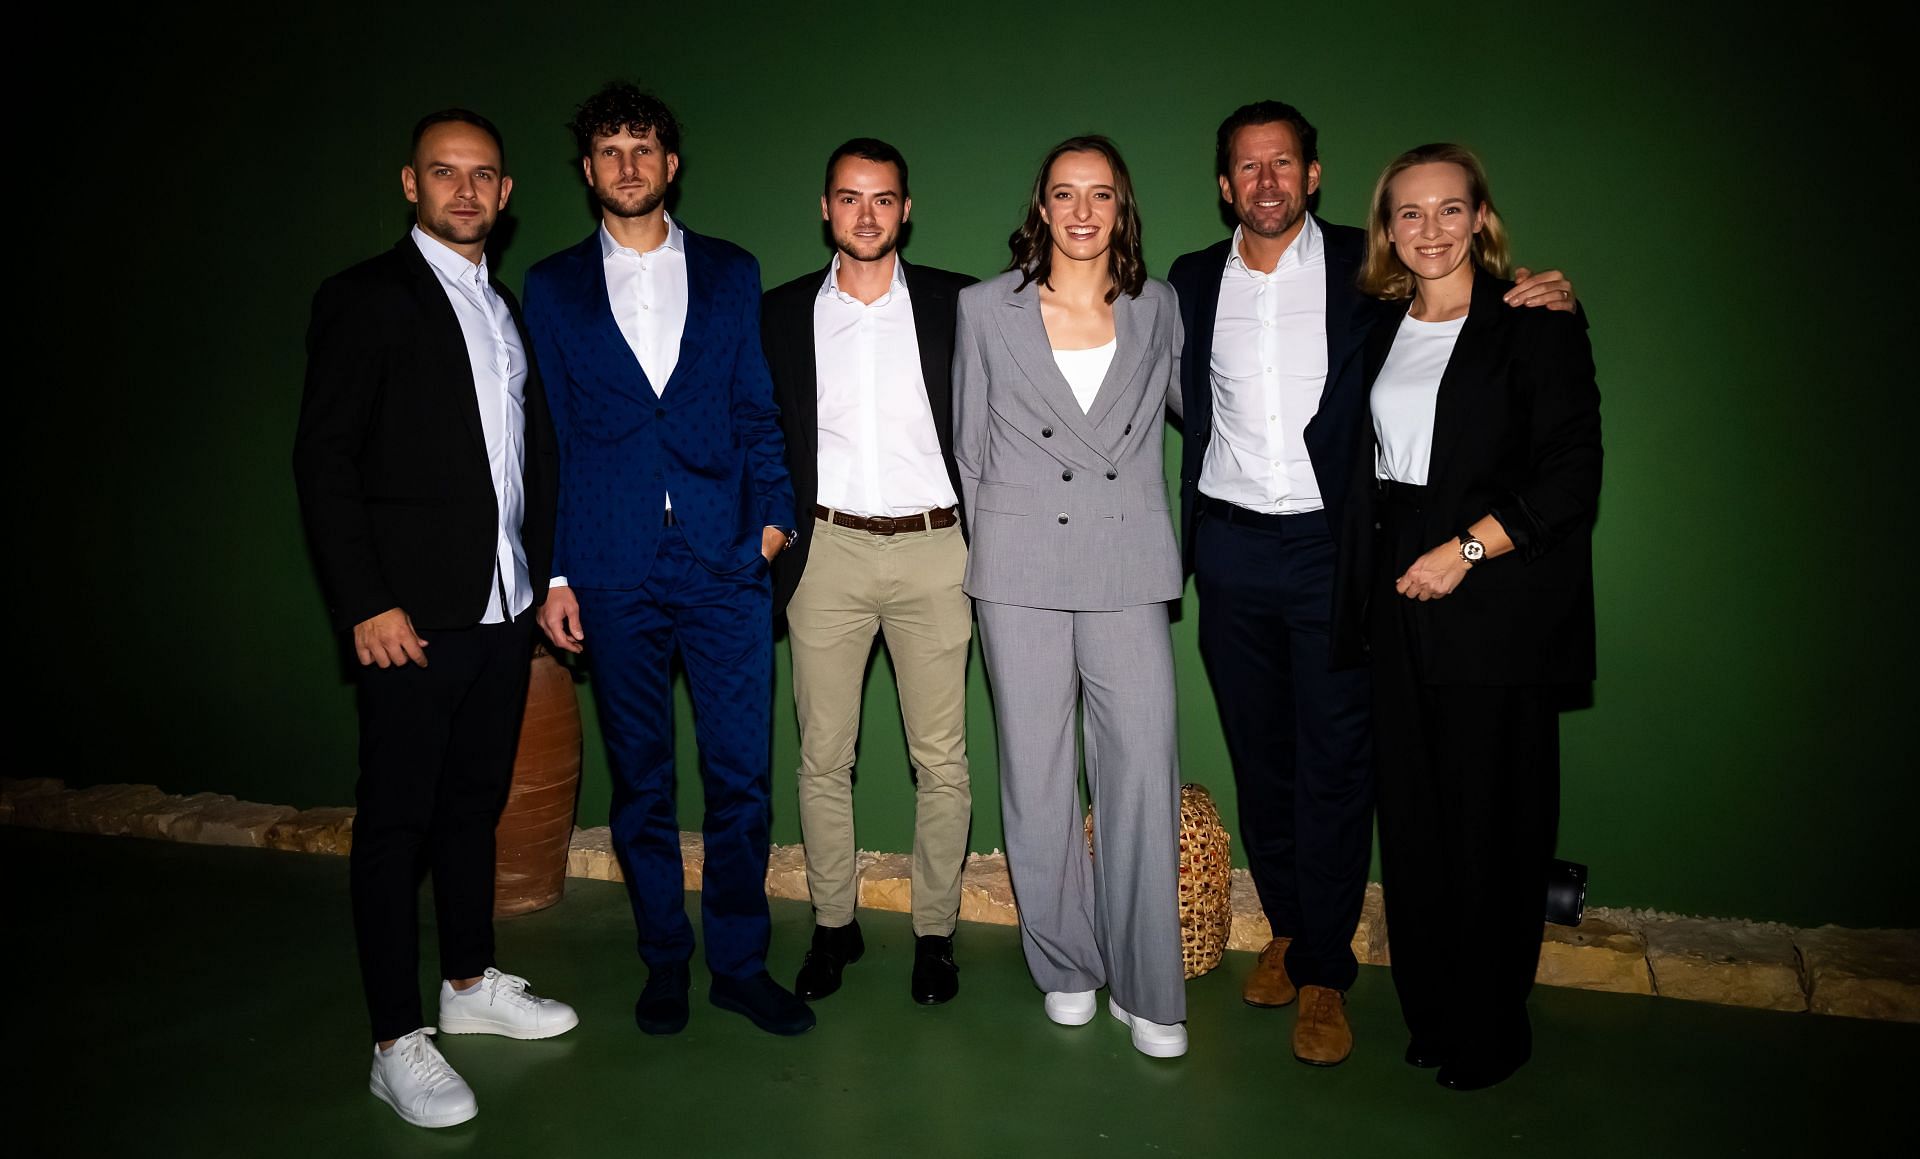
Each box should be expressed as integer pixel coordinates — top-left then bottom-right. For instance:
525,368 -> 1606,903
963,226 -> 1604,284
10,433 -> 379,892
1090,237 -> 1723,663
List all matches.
1359,143 -> 1511,301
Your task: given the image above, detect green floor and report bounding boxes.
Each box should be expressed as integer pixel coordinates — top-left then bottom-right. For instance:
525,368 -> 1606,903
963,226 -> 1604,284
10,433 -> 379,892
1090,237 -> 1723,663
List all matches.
10,828 -> 1909,1157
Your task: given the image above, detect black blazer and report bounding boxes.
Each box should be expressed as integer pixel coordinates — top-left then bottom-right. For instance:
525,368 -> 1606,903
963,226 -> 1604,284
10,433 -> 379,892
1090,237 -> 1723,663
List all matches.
760,259 -> 977,614
1166,216 -> 1380,571
1332,270 -> 1602,685
293,238 -> 559,632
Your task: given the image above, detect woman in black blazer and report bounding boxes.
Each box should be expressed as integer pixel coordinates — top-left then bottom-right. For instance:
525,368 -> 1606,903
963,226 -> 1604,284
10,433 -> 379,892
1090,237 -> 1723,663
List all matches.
1335,143 -> 1602,1091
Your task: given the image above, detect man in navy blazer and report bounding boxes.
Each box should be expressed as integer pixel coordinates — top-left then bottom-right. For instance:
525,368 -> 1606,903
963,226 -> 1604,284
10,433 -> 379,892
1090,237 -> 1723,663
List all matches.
1167,101 -> 1576,1066
522,83 -> 809,1038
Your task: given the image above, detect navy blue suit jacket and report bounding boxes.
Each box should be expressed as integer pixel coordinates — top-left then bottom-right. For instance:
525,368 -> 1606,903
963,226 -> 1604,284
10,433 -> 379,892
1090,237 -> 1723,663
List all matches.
1166,216 -> 1379,573
522,225 -> 795,587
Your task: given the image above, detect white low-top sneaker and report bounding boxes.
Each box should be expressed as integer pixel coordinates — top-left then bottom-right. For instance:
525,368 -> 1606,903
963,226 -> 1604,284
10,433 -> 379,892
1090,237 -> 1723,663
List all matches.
1109,996 -> 1188,1058
438,967 -> 580,1040
1043,989 -> 1098,1026
369,1028 -> 477,1128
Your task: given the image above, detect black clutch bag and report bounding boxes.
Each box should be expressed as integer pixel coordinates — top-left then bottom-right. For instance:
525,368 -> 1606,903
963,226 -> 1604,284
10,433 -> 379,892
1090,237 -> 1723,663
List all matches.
1545,859 -> 1588,927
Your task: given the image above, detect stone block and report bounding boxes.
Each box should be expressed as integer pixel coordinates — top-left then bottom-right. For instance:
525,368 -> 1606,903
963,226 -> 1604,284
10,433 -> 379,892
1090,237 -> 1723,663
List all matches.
169,800 -> 298,847
857,851 -> 914,914
565,826 -> 623,883
679,831 -> 705,890
1643,917 -> 1806,1011
1536,915 -> 1654,994
264,807 -> 357,855
1355,881 -> 1390,966
764,844 -> 810,902
129,793 -> 236,840
0,777 -> 66,825
1226,869 -> 1272,952
63,784 -> 173,836
1798,926 -> 1920,1023
958,852 -> 1018,927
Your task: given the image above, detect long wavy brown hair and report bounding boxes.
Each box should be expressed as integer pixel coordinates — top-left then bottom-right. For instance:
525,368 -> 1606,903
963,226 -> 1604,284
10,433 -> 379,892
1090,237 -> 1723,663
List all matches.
1006,135 -> 1146,304
1359,142 -> 1512,301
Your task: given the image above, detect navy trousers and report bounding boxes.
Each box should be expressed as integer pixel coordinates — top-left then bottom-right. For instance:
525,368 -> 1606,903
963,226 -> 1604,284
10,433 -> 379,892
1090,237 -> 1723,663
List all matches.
577,528 -> 774,980
1194,505 -> 1373,992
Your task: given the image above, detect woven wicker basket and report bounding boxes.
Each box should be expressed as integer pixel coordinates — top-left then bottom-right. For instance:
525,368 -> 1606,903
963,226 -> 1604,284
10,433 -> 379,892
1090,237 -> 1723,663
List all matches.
1084,782 -> 1232,980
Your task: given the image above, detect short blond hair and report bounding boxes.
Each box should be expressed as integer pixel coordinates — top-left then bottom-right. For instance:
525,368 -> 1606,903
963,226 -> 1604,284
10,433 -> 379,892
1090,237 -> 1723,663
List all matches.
1359,143 -> 1511,301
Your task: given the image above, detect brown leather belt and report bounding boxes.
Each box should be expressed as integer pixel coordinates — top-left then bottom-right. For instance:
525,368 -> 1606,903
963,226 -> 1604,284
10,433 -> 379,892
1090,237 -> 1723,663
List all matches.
813,504 -> 958,536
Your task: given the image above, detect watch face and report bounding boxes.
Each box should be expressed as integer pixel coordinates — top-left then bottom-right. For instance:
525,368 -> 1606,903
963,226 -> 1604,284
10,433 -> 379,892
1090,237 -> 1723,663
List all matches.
1462,539 -> 1485,562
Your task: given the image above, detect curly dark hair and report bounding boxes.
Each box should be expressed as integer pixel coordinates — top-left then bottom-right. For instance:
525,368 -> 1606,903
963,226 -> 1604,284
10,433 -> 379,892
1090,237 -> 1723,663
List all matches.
410,108 -> 507,172
1214,99 -> 1317,179
567,82 -> 681,158
1006,135 -> 1145,304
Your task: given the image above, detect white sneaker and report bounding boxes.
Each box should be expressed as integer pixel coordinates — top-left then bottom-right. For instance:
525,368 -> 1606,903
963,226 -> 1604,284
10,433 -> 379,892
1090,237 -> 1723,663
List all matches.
438,967 -> 580,1040
1044,990 -> 1098,1026
369,1028 -> 477,1128
1109,996 -> 1189,1058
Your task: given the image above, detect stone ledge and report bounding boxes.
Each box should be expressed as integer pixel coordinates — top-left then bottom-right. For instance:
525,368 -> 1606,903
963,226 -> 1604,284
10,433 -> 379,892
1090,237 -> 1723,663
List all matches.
6,778 -> 1915,1022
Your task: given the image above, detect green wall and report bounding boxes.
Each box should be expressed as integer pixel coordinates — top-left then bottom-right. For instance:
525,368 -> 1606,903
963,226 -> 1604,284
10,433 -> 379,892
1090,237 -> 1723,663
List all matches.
28,3 -> 1910,929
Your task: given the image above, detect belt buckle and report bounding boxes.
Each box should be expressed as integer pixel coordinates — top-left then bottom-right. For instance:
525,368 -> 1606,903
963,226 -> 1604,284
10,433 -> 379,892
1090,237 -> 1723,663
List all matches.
868,515 -> 897,536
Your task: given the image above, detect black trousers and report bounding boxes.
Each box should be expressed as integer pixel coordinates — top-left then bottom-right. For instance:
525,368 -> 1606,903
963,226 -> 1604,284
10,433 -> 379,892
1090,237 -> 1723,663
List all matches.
1370,491 -> 1558,1067
350,614 -> 535,1042
1195,504 -> 1373,992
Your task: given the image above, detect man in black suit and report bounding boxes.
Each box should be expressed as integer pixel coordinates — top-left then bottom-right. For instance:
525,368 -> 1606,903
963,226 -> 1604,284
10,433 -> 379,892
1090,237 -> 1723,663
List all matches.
1167,101 -> 1575,1066
294,109 -> 575,1130
762,139 -> 976,1005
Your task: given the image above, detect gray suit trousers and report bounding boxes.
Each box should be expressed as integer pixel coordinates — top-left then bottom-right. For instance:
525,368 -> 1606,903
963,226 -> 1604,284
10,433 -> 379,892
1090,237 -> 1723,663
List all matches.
975,599 -> 1185,1025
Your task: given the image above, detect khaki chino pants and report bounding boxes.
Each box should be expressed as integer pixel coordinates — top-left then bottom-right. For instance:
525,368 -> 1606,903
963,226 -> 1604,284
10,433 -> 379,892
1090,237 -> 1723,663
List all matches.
787,515 -> 971,935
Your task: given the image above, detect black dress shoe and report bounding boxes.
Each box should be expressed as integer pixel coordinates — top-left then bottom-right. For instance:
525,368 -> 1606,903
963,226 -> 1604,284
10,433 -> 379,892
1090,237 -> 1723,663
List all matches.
711,971 -> 817,1036
794,921 -> 865,1001
1404,1039 -> 1448,1069
910,934 -> 959,1005
1436,1050 -> 1528,1091
634,962 -> 691,1036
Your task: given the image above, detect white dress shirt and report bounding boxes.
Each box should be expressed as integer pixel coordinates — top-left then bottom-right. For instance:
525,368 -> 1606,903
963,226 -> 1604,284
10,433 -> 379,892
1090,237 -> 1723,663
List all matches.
602,214 -> 688,393
1052,339 -> 1116,413
1199,217 -> 1330,514
411,226 -> 530,623
1371,312 -> 1466,486
812,254 -> 957,518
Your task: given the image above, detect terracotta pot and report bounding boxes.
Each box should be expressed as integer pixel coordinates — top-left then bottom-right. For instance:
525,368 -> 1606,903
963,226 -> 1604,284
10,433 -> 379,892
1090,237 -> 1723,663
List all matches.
493,643 -> 583,917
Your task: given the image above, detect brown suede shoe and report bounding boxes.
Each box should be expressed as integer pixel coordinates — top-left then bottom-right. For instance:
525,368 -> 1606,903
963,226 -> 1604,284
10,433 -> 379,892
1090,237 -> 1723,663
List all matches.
1242,937 -> 1297,1008
1292,985 -> 1353,1066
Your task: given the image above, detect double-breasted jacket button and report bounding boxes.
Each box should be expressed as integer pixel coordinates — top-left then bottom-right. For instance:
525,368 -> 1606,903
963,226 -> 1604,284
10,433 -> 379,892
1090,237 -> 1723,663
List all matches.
1124,423 -> 1132,434
1041,427 -> 1054,438
1057,513 -> 1070,524
1105,470 -> 1117,480
1061,469 -> 1073,481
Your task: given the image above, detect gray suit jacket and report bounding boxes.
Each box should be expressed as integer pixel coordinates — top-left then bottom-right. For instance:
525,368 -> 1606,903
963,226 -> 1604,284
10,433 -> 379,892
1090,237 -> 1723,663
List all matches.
952,271 -> 1184,611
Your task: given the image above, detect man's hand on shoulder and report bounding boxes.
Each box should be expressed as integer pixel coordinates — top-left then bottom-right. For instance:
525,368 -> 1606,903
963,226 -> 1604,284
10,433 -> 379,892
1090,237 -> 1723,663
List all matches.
1505,267 -> 1578,313
538,586 -> 586,654
354,608 -> 429,668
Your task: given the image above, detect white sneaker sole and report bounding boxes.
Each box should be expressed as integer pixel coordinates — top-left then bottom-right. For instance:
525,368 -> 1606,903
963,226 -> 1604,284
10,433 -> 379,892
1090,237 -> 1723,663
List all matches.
1044,992 -> 1098,1026
369,1078 -> 477,1128
1109,999 -> 1188,1058
437,1007 -> 580,1040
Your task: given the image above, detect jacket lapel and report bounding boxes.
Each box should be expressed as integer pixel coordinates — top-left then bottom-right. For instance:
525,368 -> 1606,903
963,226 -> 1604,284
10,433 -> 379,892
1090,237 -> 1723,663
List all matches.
903,260 -> 953,458
396,238 -> 488,458
1083,288 -> 1154,431
658,227 -> 709,399
1427,270 -> 1511,485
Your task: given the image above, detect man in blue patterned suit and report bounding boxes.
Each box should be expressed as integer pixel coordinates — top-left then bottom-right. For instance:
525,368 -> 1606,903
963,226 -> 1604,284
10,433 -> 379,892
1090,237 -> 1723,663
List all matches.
523,83 -> 809,1037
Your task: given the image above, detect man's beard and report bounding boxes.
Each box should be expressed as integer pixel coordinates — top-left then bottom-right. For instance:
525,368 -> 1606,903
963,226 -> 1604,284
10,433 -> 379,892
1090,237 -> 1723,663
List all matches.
596,184 -> 667,219
426,208 -> 490,245
835,232 -> 898,263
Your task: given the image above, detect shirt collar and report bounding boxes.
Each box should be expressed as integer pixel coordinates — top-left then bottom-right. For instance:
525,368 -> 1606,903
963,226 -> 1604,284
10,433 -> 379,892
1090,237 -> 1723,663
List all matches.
818,250 -> 907,305
412,224 -> 490,286
599,211 -> 684,260
1226,212 -> 1324,278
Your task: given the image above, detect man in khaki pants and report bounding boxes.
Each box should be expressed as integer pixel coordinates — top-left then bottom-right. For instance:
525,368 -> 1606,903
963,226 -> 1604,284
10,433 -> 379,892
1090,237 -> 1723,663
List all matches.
762,139 -> 978,1005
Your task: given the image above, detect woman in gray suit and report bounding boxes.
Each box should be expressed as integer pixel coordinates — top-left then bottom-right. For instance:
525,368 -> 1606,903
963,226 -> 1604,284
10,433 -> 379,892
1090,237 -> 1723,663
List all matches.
952,136 -> 1187,1058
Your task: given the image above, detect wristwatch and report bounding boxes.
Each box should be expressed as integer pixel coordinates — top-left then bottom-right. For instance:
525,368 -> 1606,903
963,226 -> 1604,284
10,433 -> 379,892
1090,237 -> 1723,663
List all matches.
1457,531 -> 1485,565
